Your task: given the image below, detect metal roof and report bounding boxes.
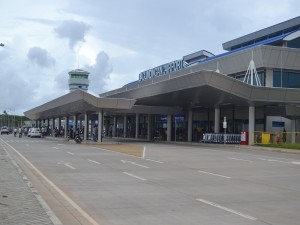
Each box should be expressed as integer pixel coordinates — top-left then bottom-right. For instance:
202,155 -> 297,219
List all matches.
188,30 -> 296,67
24,89 -> 136,120
223,16 -> 300,51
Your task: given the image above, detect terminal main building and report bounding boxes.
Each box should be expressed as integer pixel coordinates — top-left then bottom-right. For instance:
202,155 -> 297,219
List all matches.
25,16 -> 300,145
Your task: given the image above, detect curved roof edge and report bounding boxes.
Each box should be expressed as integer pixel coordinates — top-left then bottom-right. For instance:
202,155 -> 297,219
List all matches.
24,89 -> 136,120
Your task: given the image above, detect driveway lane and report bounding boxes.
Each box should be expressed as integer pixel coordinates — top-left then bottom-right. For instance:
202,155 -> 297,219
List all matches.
2,135 -> 300,224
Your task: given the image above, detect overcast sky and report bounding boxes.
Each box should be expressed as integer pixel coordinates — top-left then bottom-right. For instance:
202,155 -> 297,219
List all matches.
0,0 -> 299,115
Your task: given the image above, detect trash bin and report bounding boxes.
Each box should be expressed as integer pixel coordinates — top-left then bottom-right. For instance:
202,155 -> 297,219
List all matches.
240,131 -> 248,145
261,132 -> 270,144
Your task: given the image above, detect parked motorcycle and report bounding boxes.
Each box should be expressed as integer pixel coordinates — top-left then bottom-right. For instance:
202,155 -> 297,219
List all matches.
74,134 -> 82,144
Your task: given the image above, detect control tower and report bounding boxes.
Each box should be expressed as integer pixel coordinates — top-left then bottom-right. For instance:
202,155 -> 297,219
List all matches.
68,69 -> 90,92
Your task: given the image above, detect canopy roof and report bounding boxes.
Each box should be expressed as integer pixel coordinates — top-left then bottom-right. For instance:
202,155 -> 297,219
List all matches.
24,90 -> 136,120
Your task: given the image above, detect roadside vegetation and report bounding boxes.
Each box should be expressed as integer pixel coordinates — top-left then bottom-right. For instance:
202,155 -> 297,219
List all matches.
255,143 -> 300,150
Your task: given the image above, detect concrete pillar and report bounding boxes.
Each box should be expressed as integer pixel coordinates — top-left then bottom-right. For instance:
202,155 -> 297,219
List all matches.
64,116 -> 69,138
84,113 -> 88,140
74,115 -> 77,129
291,119 -> 296,144
249,105 -> 255,145
46,119 -> 50,136
135,114 -> 139,139
98,111 -> 103,142
52,118 -> 55,136
214,106 -> 220,133
58,117 -> 61,131
167,115 -> 171,142
113,115 -> 117,137
188,110 -> 193,142
124,115 -> 127,138
147,114 -> 152,141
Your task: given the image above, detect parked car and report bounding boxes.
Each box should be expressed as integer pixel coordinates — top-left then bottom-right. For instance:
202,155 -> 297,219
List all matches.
30,128 -> 41,138
27,128 -> 33,137
1,127 -> 9,135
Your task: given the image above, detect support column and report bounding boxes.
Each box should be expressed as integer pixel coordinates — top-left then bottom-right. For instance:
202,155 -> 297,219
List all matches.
124,115 -> 127,138
291,119 -> 296,144
52,118 -> 55,136
98,111 -> 103,142
46,119 -> 49,136
74,115 -> 78,129
58,117 -> 61,130
188,110 -> 193,142
249,105 -> 255,145
64,116 -> 69,138
84,113 -> 88,141
167,115 -> 171,142
214,106 -> 220,133
147,114 -> 152,141
113,115 -> 117,137
135,114 -> 139,139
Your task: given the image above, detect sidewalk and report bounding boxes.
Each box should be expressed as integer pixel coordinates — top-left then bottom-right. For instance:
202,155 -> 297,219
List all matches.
45,135 -> 300,154
0,144 -> 55,225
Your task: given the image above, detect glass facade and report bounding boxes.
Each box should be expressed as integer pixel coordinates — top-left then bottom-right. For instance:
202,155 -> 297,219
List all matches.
70,74 -> 88,79
273,70 -> 300,88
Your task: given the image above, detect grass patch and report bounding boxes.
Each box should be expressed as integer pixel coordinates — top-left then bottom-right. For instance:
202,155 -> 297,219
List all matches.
255,143 -> 300,150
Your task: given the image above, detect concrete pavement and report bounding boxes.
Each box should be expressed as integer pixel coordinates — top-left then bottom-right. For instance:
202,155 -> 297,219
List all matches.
1,134 -> 300,225
0,140 -> 57,225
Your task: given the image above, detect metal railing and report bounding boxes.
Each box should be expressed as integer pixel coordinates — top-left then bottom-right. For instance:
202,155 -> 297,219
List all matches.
202,133 -> 241,144
254,131 -> 300,145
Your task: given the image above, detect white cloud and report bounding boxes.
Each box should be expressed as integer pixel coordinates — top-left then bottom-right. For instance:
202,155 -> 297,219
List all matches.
0,0 -> 299,115
27,47 -> 55,67
54,20 -> 91,49
84,51 -> 113,95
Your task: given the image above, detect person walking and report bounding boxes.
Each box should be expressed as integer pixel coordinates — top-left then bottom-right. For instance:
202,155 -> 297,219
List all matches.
18,127 -> 22,138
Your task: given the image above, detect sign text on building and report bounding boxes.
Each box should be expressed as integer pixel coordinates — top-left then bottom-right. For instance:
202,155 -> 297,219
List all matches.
139,60 -> 184,81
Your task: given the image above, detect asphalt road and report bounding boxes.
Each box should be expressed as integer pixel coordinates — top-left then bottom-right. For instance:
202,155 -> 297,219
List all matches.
1,134 -> 300,225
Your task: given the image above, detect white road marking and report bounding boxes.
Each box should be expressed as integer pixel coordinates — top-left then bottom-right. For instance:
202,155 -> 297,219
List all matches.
87,159 -> 101,164
258,158 -> 290,164
142,146 -> 146,159
145,158 -> 164,164
67,151 -> 74,155
3,141 -> 101,225
228,157 -> 253,163
292,161 -> 300,165
198,170 -> 231,179
196,198 -> 257,221
123,172 -> 147,181
52,147 -> 59,149
64,163 -> 75,170
121,160 -> 149,168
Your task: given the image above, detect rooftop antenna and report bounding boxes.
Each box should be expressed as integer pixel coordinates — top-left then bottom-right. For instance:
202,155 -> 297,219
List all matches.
243,50 -> 261,86
76,42 -> 83,69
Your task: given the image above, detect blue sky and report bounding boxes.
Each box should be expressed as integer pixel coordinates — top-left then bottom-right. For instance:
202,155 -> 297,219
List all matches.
0,0 -> 299,115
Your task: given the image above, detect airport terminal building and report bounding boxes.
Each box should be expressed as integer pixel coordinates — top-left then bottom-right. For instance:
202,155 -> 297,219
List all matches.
25,16 -> 300,145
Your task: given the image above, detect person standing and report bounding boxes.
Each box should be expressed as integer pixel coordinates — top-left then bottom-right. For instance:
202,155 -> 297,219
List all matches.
282,128 -> 287,144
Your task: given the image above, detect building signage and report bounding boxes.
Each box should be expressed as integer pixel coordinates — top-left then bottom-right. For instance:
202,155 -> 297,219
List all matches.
139,60 -> 185,81
272,121 -> 285,127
